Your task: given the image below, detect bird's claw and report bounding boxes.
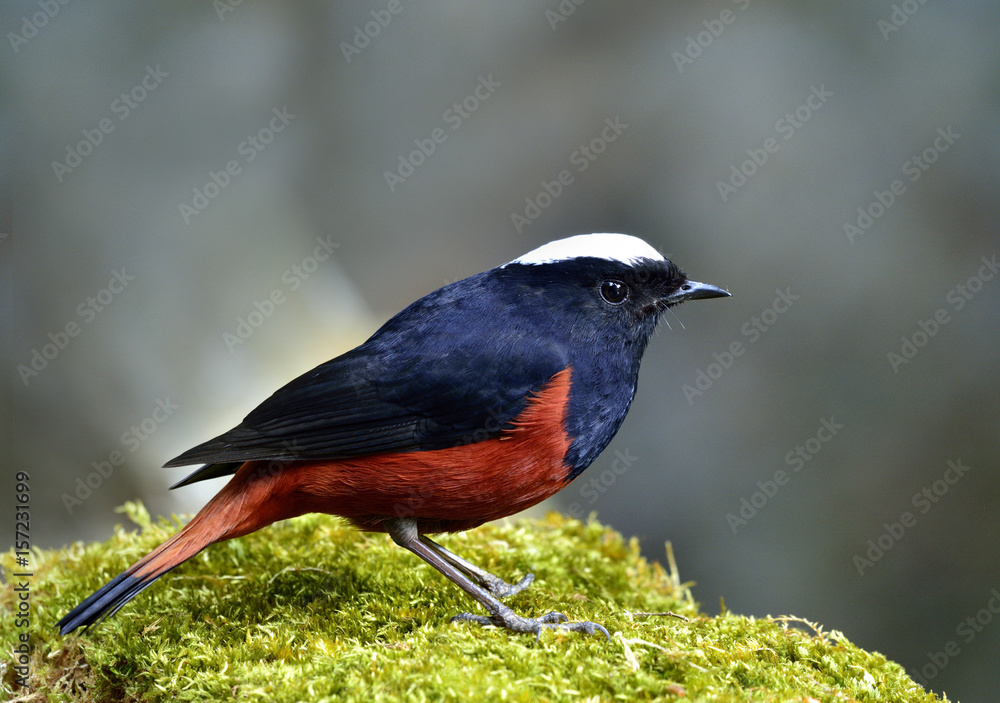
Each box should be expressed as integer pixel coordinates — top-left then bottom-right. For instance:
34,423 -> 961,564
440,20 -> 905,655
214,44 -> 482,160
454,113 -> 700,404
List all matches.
480,571 -> 534,599
452,608 -> 609,640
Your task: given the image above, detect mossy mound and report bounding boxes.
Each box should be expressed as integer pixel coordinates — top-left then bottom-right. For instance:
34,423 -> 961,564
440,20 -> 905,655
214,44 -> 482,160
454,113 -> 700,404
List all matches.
2,503 -> 945,702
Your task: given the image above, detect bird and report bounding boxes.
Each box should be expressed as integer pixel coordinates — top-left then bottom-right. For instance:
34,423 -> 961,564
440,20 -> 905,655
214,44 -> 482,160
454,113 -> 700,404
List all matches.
57,232 -> 729,639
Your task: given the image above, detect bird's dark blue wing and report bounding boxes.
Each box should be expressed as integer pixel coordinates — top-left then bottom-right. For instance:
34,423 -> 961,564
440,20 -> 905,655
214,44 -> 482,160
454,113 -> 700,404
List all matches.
165,271 -> 569,483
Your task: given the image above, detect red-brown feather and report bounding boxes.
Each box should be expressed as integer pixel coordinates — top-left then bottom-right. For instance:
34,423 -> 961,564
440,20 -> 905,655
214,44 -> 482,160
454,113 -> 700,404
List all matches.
285,366 -> 575,533
131,367 -> 573,582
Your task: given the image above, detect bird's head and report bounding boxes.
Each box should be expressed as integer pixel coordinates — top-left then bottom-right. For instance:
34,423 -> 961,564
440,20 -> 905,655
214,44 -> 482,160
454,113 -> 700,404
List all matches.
499,233 -> 730,344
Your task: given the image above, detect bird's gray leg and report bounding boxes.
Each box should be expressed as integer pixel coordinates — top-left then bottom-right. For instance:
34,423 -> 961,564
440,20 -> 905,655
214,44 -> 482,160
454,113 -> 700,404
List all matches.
384,517 -> 608,640
418,534 -> 534,599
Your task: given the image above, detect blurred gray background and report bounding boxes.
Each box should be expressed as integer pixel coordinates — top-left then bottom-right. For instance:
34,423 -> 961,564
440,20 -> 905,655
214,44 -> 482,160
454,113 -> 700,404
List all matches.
3,1 -> 998,699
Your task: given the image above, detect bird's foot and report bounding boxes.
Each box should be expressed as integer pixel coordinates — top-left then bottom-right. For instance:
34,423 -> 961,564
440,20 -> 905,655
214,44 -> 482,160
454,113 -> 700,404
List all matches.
452,605 -> 609,640
479,571 -> 534,599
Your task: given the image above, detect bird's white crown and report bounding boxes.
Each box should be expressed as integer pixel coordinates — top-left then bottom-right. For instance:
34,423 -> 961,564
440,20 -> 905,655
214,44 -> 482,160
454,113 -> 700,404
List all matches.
506,233 -> 665,267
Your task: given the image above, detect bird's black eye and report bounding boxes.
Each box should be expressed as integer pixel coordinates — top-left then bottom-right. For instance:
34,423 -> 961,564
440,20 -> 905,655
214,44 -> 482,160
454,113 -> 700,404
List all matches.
600,280 -> 629,305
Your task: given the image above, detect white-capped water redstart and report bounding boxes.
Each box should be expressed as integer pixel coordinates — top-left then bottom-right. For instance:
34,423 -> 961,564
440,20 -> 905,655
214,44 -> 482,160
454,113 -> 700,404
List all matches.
58,233 -> 729,638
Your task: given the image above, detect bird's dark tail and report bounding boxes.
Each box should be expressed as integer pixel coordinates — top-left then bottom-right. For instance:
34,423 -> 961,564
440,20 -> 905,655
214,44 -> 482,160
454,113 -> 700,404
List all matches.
57,460 -> 298,635
56,508 -> 222,634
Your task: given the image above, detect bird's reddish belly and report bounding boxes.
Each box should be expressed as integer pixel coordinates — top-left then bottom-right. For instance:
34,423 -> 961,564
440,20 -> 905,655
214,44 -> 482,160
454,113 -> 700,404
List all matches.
247,368 -> 575,533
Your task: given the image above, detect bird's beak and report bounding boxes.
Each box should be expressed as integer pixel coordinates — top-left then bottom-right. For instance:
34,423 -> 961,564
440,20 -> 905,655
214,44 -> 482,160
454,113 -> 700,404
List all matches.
663,280 -> 731,306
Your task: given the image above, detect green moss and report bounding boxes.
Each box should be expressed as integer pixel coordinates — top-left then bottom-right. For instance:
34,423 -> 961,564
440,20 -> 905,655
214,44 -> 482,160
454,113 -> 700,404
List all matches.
2,502 -> 946,702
